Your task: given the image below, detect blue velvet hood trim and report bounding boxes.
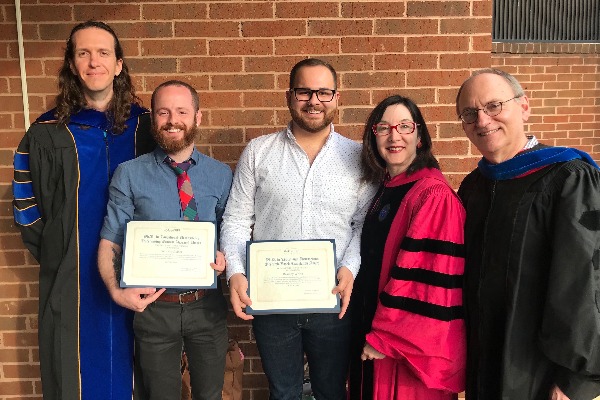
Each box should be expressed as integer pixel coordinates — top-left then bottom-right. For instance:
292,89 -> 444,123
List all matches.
478,147 -> 600,180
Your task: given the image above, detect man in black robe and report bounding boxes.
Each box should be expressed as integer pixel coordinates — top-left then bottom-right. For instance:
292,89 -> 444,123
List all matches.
12,21 -> 154,400
456,68 -> 600,400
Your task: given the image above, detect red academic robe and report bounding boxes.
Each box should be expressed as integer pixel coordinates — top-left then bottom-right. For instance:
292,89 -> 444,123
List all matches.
350,168 -> 466,400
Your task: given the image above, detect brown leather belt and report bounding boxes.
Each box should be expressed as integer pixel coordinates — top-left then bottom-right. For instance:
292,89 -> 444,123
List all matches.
156,289 -> 206,304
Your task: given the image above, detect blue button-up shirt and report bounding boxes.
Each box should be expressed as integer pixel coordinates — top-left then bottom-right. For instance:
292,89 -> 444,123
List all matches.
101,147 -> 233,245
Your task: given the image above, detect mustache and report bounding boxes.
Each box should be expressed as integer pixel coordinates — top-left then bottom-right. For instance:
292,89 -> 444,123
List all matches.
159,122 -> 187,131
302,105 -> 324,111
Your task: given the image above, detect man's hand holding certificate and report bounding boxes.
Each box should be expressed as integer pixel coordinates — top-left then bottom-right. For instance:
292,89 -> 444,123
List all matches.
227,239 -> 355,318
120,221 -> 218,289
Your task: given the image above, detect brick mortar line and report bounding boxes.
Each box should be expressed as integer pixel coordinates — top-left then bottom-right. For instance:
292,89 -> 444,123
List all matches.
493,42 -> 600,54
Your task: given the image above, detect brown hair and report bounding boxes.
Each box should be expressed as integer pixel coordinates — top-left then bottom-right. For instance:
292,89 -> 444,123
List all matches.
55,20 -> 140,134
361,95 -> 439,183
289,58 -> 338,89
151,80 -> 200,113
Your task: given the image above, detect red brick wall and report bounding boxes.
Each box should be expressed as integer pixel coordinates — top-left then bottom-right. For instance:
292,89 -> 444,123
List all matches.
491,42 -> 600,163
0,1 -> 597,399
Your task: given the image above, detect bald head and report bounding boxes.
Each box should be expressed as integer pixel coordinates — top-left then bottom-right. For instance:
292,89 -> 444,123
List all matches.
456,71 -> 531,164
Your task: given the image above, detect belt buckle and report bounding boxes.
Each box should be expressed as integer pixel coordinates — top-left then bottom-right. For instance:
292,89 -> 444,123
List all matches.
178,290 -> 198,304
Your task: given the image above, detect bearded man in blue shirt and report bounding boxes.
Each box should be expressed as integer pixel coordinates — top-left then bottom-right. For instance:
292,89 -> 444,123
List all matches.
98,80 -> 232,400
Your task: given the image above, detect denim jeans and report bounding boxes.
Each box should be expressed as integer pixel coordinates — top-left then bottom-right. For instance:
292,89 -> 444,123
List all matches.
252,313 -> 350,400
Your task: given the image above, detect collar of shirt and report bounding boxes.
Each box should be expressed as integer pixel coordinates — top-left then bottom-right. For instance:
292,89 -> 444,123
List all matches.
153,147 -> 199,167
284,122 -> 336,150
523,135 -> 538,150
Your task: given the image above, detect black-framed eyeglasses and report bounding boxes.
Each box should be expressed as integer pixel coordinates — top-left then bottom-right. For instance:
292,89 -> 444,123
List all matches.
291,88 -> 336,102
372,122 -> 419,136
459,96 -> 521,124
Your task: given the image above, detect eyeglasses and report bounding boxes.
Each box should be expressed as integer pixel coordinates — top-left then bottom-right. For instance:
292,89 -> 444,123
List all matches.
291,88 -> 336,102
459,96 -> 521,124
372,122 -> 419,136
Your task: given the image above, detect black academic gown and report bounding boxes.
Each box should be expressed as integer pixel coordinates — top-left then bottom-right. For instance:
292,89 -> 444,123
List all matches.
13,104 -> 155,400
458,144 -> 600,400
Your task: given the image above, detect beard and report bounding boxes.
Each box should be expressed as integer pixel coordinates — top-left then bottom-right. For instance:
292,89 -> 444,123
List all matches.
289,105 -> 336,133
152,120 -> 199,154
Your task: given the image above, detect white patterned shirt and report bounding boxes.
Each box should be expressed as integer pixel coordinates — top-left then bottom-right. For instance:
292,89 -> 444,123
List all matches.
221,123 -> 377,281
523,135 -> 539,150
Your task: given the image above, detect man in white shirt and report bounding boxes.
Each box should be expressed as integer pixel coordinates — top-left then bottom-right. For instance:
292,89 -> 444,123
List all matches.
221,58 -> 375,399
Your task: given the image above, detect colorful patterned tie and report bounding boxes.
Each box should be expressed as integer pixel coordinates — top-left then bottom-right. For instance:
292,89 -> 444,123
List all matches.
168,161 -> 199,221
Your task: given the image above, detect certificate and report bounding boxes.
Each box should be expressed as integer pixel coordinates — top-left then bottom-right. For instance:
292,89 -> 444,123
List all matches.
120,220 -> 216,289
246,240 -> 339,314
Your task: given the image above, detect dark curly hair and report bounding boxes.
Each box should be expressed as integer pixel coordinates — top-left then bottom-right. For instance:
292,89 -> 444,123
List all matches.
361,95 -> 439,183
55,20 -> 140,134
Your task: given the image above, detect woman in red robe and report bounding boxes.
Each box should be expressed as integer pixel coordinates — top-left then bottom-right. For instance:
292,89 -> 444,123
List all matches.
348,95 -> 466,400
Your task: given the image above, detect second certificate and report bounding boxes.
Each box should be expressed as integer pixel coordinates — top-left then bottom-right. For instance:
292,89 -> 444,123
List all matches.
246,239 -> 339,314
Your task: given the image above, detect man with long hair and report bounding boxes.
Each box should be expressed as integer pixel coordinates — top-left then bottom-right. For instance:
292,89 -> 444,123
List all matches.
12,20 -> 155,400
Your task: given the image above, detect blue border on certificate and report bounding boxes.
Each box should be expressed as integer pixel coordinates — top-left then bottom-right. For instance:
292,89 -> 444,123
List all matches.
120,220 -> 217,289
245,239 -> 340,315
